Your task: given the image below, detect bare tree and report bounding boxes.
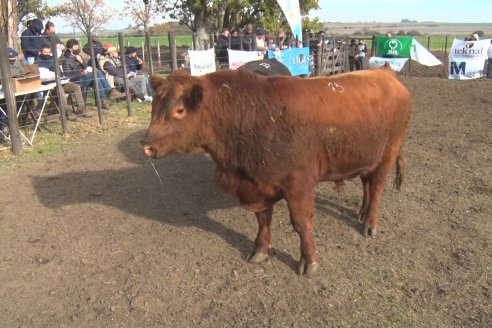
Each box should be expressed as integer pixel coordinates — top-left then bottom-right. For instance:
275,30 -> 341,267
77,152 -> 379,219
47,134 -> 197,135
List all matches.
123,0 -> 158,32
50,0 -> 113,36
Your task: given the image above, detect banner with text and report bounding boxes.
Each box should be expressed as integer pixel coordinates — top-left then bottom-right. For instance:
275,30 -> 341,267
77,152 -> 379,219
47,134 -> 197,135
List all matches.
227,49 -> 264,70
268,47 -> 310,76
189,48 -> 216,76
448,38 -> 491,80
375,36 -> 413,58
368,57 -> 409,72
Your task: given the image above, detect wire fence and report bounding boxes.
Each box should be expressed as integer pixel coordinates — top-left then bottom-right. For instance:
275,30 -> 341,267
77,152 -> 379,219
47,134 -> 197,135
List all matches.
0,30 -> 474,154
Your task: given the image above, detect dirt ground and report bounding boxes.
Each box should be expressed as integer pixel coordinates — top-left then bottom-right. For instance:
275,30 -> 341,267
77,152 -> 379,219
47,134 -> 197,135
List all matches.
0,72 -> 491,327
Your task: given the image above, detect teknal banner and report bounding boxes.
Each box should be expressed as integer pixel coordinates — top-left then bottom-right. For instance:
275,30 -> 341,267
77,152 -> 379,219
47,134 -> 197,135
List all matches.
267,47 -> 310,76
188,48 -> 216,76
448,38 -> 491,80
375,36 -> 413,58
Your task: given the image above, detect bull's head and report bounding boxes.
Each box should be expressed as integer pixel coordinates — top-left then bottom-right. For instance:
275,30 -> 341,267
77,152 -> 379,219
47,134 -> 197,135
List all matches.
141,71 -> 205,158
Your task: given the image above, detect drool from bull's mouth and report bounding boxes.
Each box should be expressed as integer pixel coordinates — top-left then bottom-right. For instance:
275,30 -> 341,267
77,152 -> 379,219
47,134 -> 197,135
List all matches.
141,63 -> 411,276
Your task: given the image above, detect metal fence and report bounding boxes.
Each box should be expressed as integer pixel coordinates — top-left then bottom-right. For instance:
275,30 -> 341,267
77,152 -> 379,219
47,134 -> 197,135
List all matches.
0,31 -> 466,155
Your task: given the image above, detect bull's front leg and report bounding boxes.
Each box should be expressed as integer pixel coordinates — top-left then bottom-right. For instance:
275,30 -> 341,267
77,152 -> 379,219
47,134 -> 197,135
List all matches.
286,191 -> 319,276
248,206 -> 273,263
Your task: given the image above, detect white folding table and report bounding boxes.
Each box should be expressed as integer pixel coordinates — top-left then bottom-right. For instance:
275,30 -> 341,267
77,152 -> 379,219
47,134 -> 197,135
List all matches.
0,84 -> 56,146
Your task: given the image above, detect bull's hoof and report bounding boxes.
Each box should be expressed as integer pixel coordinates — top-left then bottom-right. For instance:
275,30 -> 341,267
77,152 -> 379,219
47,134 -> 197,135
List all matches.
297,259 -> 319,277
248,252 -> 269,263
362,225 -> 377,238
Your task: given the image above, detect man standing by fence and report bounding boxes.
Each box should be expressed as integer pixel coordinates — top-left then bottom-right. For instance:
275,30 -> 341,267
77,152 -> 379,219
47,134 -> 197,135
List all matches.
487,39 -> 492,79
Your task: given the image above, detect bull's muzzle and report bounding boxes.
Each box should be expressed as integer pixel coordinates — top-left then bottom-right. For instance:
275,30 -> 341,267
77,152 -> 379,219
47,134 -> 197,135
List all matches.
140,140 -> 157,158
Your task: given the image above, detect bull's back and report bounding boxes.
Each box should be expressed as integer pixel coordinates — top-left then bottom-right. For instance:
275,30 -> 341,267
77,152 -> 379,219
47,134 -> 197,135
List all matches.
272,68 -> 411,177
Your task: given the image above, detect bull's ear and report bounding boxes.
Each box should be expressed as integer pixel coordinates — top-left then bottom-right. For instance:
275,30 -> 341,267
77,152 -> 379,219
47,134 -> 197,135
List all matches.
184,84 -> 203,112
150,75 -> 167,92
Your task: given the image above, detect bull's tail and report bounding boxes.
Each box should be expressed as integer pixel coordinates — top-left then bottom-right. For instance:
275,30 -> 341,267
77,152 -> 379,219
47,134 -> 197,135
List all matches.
393,149 -> 405,190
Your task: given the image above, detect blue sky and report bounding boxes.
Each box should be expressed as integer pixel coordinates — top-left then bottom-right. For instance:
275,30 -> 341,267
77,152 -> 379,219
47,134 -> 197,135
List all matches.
46,0 -> 491,33
313,0 -> 491,23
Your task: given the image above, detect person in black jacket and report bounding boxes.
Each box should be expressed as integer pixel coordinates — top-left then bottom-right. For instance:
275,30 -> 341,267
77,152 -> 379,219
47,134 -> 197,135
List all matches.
62,39 -> 113,109
82,33 -> 104,69
215,28 -> 230,67
21,18 -> 44,64
37,45 -> 92,118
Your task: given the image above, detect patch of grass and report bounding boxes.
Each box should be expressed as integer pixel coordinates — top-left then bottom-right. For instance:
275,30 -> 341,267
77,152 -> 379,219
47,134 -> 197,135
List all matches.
0,100 -> 152,175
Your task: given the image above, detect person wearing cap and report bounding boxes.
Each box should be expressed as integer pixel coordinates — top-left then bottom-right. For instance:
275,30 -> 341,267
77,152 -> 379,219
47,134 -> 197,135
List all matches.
103,47 -> 151,102
255,27 -> 267,54
348,38 -> 361,71
83,32 -> 104,69
1,49 -> 24,133
62,39 -> 114,109
21,18 -> 44,64
36,45 -> 92,119
126,46 -> 153,97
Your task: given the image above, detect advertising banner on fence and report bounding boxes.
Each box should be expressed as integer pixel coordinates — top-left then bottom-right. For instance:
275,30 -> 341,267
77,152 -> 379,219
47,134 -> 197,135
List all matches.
448,38 -> 491,80
268,47 -> 310,76
368,57 -> 409,72
189,48 -> 216,76
227,49 -> 264,70
375,36 -> 413,58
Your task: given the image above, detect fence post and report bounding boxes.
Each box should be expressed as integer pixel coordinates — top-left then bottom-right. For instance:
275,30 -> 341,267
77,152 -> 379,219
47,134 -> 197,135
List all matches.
0,34 -> 22,155
145,32 -> 154,74
118,32 -> 132,117
192,32 -> 197,51
168,31 -> 178,71
88,32 -> 104,125
50,37 -> 67,134
157,40 -> 161,66
443,36 -> 449,76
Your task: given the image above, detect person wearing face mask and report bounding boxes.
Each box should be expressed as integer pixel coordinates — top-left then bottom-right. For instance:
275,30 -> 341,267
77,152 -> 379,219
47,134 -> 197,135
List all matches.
21,18 -> 44,64
0,48 -> 25,135
62,38 -> 115,110
37,45 -> 92,119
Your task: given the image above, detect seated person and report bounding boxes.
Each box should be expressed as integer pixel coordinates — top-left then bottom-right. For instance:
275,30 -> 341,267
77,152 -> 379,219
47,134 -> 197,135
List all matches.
62,39 -> 116,109
82,33 -> 104,69
125,46 -> 153,97
36,45 -> 92,118
1,48 -> 27,134
103,47 -> 152,102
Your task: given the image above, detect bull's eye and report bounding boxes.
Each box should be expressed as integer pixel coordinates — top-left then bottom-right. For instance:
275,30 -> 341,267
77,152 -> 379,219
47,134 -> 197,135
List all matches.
173,107 -> 186,120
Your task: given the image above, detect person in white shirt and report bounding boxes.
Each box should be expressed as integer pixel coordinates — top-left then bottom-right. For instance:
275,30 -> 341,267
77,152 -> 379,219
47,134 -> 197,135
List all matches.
487,39 -> 492,79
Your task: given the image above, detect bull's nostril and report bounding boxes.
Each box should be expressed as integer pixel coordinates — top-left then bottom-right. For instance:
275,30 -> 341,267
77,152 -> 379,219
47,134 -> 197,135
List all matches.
143,144 -> 155,157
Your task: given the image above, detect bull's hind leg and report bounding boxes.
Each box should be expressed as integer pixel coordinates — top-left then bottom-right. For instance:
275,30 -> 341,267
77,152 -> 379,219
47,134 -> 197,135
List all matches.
286,191 -> 319,276
362,147 -> 401,238
358,176 -> 371,222
249,206 -> 273,263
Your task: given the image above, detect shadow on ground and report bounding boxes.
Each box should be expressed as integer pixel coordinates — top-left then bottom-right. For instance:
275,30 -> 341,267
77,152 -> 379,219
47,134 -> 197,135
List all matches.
32,130 -> 361,272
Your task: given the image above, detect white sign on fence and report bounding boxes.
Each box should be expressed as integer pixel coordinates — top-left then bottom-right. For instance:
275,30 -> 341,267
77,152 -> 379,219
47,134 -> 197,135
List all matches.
368,57 -> 409,72
227,49 -> 264,70
189,48 -> 216,76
